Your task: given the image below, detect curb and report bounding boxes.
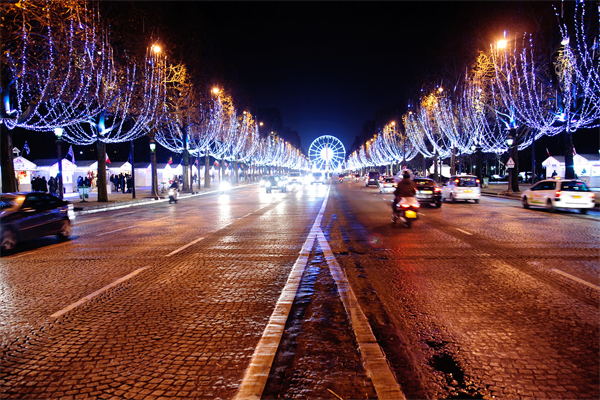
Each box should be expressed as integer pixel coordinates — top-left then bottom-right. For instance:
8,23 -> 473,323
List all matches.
74,184 -> 255,216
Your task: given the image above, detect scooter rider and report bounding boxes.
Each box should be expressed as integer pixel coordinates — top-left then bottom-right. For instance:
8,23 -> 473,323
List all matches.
393,170 -> 418,211
168,179 -> 179,204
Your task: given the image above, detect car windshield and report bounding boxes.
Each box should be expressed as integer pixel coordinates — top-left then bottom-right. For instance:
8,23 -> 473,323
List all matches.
561,181 -> 590,192
456,177 -> 478,187
384,178 -> 395,183
368,172 -> 379,178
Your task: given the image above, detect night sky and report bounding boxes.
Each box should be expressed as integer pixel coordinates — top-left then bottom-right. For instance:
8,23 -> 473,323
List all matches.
103,1 -> 560,151
13,1 -> 597,162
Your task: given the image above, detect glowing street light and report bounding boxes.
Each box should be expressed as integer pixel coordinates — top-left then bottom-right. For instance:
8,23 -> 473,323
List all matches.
496,38 -> 508,50
211,86 -> 221,95
151,44 -> 162,54
259,122 -> 264,127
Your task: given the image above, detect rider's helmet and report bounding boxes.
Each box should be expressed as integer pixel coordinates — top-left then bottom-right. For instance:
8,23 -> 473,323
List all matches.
402,169 -> 412,180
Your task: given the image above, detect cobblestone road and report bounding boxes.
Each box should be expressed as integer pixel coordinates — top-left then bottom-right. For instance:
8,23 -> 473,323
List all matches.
1,182 -> 598,399
327,182 -> 599,400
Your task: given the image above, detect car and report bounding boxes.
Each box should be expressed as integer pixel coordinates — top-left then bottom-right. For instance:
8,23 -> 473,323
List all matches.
521,179 -> 595,214
366,171 -> 380,187
414,177 -> 442,207
378,177 -> 396,193
286,172 -> 303,190
310,172 -> 325,185
442,175 -> 481,203
1,192 -> 75,253
265,176 -> 287,193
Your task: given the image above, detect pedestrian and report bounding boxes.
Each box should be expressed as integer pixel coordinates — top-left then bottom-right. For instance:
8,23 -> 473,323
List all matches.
126,174 -> 133,193
41,176 -> 48,192
119,173 -> 126,193
551,170 -> 557,178
48,177 -> 57,196
77,176 -> 84,188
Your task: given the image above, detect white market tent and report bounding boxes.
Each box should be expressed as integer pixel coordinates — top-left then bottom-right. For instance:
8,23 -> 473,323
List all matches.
542,154 -> 600,187
13,156 -> 37,191
34,158 -> 77,193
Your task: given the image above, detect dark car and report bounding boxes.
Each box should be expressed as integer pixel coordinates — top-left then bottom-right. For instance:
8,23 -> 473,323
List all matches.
366,171 -> 380,187
1,192 -> 74,253
265,176 -> 287,193
414,178 -> 442,208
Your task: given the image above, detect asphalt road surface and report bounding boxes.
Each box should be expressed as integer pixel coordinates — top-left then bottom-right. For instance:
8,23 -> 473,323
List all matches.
1,182 -> 598,399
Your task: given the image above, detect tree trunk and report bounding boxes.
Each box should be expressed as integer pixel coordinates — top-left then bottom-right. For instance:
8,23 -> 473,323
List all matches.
130,140 -> 136,199
204,153 -> 211,188
563,131 -> 575,179
151,147 -> 159,199
234,161 -> 239,184
96,141 -> 108,202
450,147 -> 457,175
433,154 -> 439,181
1,125 -> 17,192
182,150 -> 190,192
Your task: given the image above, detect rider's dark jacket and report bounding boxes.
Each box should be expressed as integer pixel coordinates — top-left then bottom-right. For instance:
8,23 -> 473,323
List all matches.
394,178 -> 417,198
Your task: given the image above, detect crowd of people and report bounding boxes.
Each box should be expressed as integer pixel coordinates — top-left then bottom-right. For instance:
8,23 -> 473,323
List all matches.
31,175 -> 62,196
109,173 -> 134,193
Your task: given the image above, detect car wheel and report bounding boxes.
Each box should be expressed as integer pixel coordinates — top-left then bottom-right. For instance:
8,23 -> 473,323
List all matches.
57,219 -> 72,240
474,199 -> 480,204
1,228 -> 18,253
450,193 -> 456,203
546,199 -> 554,212
435,201 -> 442,208
522,196 -> 529,209
266,189 -> 271,193
580,208 -> 588,215
404,219 -> 412,228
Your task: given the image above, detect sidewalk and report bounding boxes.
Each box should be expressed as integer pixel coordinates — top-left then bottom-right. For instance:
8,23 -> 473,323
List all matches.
480,182 -> 531,199
69,184 -> 254,215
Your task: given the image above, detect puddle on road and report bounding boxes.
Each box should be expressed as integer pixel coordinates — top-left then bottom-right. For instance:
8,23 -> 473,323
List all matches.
262,244 -> 376,399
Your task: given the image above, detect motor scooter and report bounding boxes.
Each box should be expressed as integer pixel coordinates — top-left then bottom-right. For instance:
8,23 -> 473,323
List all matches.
392,197 -> 419,227
168,187 -> 179,204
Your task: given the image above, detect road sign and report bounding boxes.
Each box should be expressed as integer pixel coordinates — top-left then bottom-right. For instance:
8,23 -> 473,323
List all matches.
506,157 -> 515,169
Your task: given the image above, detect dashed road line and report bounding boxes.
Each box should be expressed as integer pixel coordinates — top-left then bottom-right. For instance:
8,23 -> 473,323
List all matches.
166,236 -> 207,257
50,266 -> 149,318
551,268 -> 600,291
234,189 -> 330,400
97,225 -> 137,236
455,227 -> 473,235
316,229 -> 405,400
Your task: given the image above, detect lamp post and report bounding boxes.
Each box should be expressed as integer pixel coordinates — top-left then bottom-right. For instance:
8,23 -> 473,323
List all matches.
149,138 -> 159,200
505,135 -> 518,192
54,127 -> 64,199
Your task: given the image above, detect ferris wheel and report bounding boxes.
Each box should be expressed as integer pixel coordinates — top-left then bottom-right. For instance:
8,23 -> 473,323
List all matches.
308,135 -> 346,171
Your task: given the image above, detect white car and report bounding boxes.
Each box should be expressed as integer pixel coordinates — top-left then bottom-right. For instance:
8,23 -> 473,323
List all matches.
521,179 -> 595,214
442,175 -> 481,203
378,177 -> 396,193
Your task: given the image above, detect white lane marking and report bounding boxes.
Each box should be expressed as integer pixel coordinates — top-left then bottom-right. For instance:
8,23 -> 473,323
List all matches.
165,206 -> 267,257
235,190 -> 330,400
112,210 -> 137,217
97,225 -> 136,236
419,212 -> 426,216
551,268 -> 600,291
75,217 -> 103,225
96,216 -> 170,237
316,229 -> 405,400
166,236 -> 206,257
50,266 -> 149,318
455,227 -> 473,236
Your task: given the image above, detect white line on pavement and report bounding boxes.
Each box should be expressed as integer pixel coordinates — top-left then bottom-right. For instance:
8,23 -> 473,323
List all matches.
551,268 -> 600,291
97,225 -> 136,236
165,205 -> 270,257
50,266 -> 149,318
234,190 -> 330,400
455,227 -> 473,236
74,217 -> 103,225
316,229 -> 405,400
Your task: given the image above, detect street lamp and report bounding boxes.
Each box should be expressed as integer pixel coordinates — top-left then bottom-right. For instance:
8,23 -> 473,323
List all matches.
505,135 -> 516,192
54,127 -> 64,199
150,43 -> 162,54
211,86 -> 221,96
496,39 -> 508,50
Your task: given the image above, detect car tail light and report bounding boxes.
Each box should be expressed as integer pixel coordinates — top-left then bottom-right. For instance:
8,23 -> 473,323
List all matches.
434,187 -> 442,193
555,191 -> 562,198
455,179 -> 460,184
476,179 -> 480,184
